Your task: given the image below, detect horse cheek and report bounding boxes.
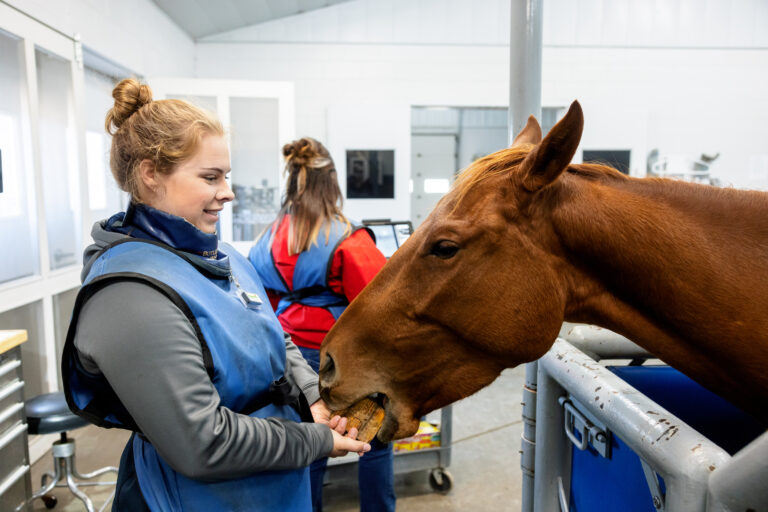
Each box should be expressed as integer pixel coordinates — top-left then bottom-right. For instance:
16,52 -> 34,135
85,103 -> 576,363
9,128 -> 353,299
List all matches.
491,263 -> 564,364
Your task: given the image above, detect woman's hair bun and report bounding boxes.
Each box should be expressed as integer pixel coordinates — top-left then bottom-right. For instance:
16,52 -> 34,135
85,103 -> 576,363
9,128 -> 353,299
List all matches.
282,138 -> 317,166
105,78 -> 153,134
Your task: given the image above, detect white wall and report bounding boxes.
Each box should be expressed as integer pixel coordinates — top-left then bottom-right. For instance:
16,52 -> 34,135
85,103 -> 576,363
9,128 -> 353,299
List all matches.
197,0 -> 768,213
543,48 -> 768,187
197,42 -> 511,221
203,0 -> 768,49
327,103 -> 411,222
456,110 -> 509,171
5,0 -> 195,76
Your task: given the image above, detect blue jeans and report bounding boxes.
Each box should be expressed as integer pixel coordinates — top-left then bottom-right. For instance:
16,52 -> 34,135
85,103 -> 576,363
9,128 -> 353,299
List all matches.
298,346 -> 396,512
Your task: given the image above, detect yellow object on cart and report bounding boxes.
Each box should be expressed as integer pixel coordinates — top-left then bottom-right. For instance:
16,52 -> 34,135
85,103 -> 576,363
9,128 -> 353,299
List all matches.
393,421 -> 441,452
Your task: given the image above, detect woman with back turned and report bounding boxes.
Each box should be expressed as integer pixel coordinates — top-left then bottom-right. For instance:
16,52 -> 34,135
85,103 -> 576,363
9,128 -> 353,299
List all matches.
249,137 -> 396,512
61,79 -> 369,511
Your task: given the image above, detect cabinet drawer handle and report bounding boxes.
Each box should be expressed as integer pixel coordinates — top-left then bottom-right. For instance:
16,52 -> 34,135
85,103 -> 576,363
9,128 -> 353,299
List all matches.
0,402 -> 24,426
0,422 -> 27,451
0,380 -> 24,402
0,359 -> 21,379
0,464 -> 30,497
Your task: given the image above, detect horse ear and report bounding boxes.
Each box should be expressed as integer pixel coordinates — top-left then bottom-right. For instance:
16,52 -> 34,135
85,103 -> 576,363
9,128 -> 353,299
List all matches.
519,101 -> 584,192
511,116 -> 542,147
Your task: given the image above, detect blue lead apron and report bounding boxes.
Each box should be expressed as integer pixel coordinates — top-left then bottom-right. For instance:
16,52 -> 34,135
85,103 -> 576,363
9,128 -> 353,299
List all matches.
62,238 -> 311,511
249,218 -> 368,321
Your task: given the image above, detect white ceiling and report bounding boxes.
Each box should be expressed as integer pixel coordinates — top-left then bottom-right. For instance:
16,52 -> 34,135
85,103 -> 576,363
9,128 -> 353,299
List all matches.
150,0 -> 354,39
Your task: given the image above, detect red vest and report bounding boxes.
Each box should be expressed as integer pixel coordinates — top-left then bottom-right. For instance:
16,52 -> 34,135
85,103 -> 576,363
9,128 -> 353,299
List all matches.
255,216 -> 386,349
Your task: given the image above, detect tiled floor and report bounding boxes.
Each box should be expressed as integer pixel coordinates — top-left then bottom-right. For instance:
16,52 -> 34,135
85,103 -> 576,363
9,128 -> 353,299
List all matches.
28,366 -> 525,511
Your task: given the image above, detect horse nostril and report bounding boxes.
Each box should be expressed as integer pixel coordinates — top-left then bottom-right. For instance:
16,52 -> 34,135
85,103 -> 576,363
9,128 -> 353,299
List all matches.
319,353 -> 336,383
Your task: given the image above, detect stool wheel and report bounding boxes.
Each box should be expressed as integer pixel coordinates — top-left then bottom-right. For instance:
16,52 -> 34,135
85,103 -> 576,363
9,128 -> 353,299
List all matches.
41,495 -> 58,509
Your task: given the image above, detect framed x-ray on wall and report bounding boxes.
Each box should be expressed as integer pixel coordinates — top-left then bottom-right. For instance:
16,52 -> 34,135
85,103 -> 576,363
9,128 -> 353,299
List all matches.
346,149 -> 395,199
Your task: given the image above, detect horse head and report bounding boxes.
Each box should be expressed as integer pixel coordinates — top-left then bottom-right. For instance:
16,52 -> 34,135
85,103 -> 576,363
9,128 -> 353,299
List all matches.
320,102 -> 585,441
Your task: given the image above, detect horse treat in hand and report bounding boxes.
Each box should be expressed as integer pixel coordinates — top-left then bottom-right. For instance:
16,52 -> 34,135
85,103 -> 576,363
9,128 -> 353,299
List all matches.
331,398 -> 385,443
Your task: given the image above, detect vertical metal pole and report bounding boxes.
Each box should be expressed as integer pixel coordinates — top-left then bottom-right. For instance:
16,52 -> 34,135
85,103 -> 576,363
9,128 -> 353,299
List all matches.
508,0 -> 543,145
511,2 -> 544,510
532,364 -> 571,512
520,362 -> 538,512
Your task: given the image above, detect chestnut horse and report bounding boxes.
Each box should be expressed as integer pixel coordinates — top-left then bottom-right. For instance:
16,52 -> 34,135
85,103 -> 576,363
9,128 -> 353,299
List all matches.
319,101 -> 768,442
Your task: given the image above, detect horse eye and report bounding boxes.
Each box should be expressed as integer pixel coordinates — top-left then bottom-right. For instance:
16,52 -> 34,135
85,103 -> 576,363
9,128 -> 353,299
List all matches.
430,241 -> 459,259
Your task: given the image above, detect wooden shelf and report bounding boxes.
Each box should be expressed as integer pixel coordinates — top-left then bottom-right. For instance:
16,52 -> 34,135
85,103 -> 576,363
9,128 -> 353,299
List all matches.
0,330 -> 28,355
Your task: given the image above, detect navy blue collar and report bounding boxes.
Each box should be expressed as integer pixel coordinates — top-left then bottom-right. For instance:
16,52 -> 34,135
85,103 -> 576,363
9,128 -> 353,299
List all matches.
105,203 -> 220,259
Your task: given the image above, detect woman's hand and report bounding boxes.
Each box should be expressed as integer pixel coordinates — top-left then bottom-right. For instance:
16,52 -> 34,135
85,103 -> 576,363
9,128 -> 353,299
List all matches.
329,428 -> 371,458
311,399 -> 369,456
310,399 -> 347,434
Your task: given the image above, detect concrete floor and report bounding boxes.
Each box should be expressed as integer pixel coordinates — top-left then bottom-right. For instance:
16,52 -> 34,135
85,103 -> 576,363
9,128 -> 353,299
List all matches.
28,366 -> 525,511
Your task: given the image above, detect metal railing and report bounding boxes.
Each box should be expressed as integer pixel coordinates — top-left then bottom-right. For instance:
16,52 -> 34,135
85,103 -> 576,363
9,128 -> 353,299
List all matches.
521,325 -> 768,512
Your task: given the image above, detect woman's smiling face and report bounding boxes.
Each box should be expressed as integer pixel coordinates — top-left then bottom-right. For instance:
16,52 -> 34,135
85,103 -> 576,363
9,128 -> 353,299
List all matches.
146,133 -> 234,234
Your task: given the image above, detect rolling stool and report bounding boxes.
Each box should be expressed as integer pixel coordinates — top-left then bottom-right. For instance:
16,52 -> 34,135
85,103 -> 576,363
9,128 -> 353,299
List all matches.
25,392 -> 118,512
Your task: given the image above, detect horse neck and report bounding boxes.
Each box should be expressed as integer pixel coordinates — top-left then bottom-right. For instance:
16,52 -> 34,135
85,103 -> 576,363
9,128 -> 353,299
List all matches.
550,173 -> 768,361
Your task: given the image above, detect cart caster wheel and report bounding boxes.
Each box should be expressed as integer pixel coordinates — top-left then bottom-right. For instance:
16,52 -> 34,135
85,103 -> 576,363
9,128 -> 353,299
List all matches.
41,495 -> 58,509
429,468 -> 453,493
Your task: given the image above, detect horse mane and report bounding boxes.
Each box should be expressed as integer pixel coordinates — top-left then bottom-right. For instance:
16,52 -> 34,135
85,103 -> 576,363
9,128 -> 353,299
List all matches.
452,147 -> 768,224
566,162 -> 629,181
451,146 -> 628,209
571,163 -> 768,214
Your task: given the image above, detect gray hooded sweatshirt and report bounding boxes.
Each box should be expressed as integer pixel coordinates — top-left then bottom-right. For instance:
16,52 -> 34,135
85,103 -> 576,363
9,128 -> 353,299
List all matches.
72,220 -> 333,481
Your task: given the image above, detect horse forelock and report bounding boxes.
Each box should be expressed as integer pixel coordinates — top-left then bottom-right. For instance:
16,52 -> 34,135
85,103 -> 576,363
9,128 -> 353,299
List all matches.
450,146 -> 531,212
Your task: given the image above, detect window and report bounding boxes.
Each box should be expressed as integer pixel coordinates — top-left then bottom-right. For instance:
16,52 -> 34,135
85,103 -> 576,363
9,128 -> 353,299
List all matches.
84,68 -> 125,221
0,29 -> 38,283
36,48 -> 81,269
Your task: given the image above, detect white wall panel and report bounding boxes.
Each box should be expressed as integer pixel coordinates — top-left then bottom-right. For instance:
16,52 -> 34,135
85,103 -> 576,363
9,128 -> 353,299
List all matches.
5,0 -> 195,76
365,1 -> 395,42
196,0 -> 768,210
198,36 -> 768,190
312,6 -> 342,41
755,0 -> 768,46
204,0 -> 768,49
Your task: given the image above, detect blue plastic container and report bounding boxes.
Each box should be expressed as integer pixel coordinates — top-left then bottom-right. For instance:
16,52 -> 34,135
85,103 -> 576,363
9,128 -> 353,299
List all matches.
567,365 -> 765,512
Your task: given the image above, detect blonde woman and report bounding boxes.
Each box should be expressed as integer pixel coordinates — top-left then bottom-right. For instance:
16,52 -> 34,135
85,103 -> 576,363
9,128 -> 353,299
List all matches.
249,137 -> 395,512
61,80 -> 368,512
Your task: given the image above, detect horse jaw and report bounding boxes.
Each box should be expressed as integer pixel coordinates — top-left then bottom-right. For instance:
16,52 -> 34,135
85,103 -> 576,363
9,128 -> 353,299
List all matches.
378,396 -> 420,442
380,350 -> 508,440
320,335 -> 500,441
318,375 -> 421,441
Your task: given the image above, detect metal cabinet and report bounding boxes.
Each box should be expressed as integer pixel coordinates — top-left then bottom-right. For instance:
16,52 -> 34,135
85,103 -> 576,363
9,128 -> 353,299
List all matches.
0,331 -> 32,512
